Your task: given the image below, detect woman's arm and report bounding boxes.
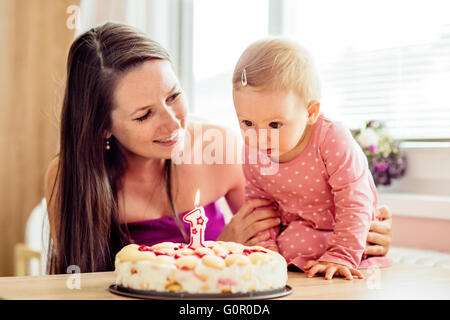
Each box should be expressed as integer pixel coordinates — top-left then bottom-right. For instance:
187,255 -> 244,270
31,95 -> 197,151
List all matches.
224,171 -> 245,214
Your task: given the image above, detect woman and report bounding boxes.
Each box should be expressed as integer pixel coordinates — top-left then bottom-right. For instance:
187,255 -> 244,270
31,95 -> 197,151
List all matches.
44,22 -> 392,274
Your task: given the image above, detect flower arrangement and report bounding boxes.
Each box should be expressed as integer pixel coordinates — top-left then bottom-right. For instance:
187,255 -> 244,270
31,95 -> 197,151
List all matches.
351,121 -> 407,186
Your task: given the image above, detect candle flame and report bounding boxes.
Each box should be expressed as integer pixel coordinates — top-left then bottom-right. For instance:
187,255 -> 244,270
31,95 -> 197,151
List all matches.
194,189 -> 200,207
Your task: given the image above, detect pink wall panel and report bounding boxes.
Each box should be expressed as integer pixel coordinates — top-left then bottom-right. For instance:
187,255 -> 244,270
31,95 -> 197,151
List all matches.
392,216 -> 450,253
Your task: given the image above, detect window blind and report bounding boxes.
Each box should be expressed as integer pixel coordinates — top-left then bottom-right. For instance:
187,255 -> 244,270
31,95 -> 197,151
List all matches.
282,0 -> 450,140
319,26 -> 450,140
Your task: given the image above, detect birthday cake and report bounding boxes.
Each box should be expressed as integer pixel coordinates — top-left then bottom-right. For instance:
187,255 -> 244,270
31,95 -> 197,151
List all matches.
113,241 -> 288,294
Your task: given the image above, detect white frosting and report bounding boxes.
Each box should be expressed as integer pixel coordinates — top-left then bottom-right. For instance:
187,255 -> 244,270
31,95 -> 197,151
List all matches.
114,241 -> 288,294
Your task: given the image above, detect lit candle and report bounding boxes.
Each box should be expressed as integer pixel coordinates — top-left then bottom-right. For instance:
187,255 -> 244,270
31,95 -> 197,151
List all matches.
182,189 -> 208,249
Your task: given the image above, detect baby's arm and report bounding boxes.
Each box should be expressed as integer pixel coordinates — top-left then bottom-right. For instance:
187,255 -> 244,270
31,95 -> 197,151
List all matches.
242,157 -> 280,250
317,121 -> 377,270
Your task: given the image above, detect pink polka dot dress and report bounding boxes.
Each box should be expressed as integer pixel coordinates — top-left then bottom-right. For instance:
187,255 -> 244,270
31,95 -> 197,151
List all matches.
243,114 -> 392,271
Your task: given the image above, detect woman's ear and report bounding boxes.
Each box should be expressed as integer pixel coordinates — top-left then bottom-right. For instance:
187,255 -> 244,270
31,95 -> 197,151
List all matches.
104,130 -> 112,140
307,100 -> 321,125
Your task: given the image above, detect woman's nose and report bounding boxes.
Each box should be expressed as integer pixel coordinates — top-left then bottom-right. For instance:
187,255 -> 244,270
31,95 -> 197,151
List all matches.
160,105 -> 181,131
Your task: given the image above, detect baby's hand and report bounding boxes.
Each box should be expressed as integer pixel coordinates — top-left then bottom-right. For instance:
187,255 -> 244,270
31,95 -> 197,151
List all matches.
303,260 -> 364,280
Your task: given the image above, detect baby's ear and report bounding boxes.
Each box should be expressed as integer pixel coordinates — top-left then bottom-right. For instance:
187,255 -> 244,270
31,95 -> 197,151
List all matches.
307,100 -> 321,125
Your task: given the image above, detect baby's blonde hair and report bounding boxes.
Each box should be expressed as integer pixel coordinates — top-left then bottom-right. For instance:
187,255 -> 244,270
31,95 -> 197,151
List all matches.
232,37 -> 321,103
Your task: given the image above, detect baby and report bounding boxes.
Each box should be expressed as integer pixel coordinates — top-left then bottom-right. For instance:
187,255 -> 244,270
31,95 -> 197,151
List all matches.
232,38 -> 391,280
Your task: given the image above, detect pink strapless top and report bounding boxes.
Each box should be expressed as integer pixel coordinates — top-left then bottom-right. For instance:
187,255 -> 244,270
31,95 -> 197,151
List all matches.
123,201 -> 225,246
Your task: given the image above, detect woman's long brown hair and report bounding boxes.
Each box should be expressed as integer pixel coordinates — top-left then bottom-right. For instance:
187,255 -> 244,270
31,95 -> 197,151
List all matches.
47,22 -> 183,274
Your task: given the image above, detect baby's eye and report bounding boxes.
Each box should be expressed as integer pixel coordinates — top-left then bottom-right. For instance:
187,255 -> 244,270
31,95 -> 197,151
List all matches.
241,120 -> 253,127
269,122 -> 282,129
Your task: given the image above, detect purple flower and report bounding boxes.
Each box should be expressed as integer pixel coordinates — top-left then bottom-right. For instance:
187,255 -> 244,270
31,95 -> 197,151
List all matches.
372,170 -> 391,186
353,120 -> 407,186
374,162 -> 389,171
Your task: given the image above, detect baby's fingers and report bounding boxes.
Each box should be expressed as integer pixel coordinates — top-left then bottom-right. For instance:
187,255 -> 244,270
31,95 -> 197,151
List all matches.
339,267 -> 365,280
307,263 -> 326,278
325,266 -> 337,280
340,268 -> 354,280
303,260 -> 318,271
351,268 -> 365,279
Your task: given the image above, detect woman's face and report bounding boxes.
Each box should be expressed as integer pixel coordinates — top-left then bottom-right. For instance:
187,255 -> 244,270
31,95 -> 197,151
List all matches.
109,59 -> 187,160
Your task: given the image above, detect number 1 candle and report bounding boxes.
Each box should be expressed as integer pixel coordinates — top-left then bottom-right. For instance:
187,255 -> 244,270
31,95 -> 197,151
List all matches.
182,189 -> 208,249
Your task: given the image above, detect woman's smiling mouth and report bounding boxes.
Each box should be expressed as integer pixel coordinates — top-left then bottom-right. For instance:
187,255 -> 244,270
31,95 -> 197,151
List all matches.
154,131 -> 179,146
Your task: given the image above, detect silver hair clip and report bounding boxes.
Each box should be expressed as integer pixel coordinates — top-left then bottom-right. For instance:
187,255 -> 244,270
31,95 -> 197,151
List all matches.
241,68 -> 248,86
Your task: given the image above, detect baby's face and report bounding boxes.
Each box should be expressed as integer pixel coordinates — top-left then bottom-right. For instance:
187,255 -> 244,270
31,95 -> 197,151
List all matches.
233,87 -> 310,161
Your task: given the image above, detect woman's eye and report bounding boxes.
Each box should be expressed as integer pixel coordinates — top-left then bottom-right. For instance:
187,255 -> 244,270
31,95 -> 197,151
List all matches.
167,92 -> 181,103
135,110 -> 152,122
269,122 -> 282,129
241,120 -> 253,127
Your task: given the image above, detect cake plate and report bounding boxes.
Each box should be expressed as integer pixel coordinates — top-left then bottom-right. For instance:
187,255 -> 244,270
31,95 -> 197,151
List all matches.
109,284 -> 292,300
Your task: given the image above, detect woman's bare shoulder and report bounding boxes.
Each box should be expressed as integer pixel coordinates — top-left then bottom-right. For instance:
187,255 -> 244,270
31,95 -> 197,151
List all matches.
183,119 -> 244,192
186,119 -> 243,159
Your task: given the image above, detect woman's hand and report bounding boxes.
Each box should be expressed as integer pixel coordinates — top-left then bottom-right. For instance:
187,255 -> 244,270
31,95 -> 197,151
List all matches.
303,260 -> 365,280
217,198 -> 280,246
365,205 -> 393,256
